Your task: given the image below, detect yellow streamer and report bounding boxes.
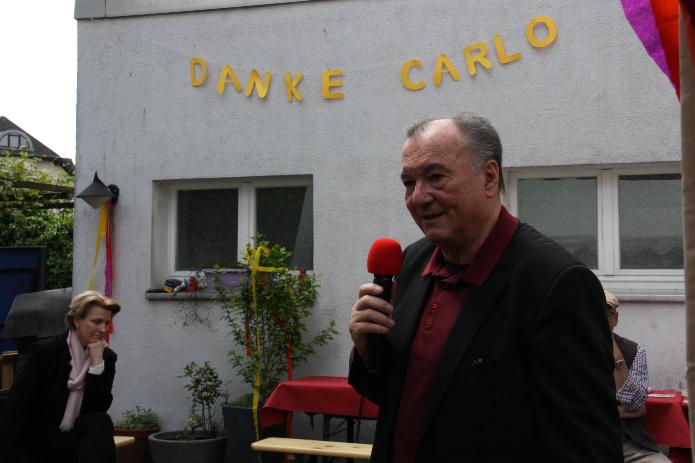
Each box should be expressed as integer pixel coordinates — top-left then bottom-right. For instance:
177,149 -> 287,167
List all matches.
87,203 -> 109,290
244,245 -> 286,441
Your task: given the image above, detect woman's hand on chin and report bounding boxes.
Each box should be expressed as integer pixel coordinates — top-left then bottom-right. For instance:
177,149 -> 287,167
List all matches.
87,340 -> 106,366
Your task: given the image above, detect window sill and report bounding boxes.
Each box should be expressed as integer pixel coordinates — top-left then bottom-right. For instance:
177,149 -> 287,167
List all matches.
145,290 -> 216,301
597,275 -> 685,303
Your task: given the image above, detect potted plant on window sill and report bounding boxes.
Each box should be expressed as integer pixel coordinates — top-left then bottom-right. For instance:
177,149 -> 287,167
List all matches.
114,406 -> 160,463
149,361 -> 227,463
214,238 -> 337,463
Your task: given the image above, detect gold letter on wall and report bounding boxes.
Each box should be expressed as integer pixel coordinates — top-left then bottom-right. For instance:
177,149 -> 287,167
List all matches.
493,35 -> 522,65
433,54 -> 461,87
190,57 -> 207,87
526,16 -> 557,48
401,60 -> 426,91
463,42 -> 493,76
216,65 -> 243,94
322,69 -> 344,100
245,69 -> 272,99
285,72 -> 303,102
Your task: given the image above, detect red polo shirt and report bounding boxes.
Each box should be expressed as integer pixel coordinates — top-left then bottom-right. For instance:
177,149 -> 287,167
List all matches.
392,207 -> 519,463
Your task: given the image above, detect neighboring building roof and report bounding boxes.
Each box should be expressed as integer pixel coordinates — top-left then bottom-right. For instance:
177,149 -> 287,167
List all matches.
0,116 -> 75,175
74,0 -> 317,19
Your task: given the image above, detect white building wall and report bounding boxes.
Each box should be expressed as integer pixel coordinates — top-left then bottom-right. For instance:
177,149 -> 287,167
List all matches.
75,0 -> 683,430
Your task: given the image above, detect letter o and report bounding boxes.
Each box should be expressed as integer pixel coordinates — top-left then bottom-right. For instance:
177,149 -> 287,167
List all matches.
526,16 -> 557,48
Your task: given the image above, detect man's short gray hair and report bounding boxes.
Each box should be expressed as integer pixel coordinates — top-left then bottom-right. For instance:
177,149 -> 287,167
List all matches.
406,112 -> 505,192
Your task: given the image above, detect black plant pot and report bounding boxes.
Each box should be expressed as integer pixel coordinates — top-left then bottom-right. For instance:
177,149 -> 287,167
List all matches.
149,431 -> 226,463
223,406 -> 284,463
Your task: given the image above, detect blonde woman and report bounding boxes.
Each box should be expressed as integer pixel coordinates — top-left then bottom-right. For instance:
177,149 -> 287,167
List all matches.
5,290 -> 120,463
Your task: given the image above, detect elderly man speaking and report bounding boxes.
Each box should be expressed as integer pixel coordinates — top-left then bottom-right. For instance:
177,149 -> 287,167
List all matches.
348,113 -> 622,462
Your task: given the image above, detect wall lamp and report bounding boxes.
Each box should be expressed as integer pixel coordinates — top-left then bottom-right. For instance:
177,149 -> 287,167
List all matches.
76,172 -> 119,209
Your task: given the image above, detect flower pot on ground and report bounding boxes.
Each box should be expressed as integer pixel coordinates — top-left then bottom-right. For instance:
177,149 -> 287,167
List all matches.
149,431 -> 226,463
113,406 -> 160,463
214,238 -> 338,463
222,406 -> 283,463
149,361 -> 226,463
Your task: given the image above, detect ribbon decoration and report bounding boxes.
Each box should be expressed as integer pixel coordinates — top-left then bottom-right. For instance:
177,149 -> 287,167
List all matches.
87,202 -> 109,291
243,245 -> 286,441
86,200 -> 115,342
104,200 -> 115,340
619,0 -> 682,96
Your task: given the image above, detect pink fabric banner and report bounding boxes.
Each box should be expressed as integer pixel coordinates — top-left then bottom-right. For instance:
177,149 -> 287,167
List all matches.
620,0 -> 673,83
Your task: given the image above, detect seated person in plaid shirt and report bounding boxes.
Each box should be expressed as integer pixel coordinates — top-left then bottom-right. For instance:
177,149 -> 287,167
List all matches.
606,290 -> 669,463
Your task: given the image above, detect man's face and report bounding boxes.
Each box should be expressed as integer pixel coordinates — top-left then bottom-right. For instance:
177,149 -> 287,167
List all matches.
400,120 -> 495,260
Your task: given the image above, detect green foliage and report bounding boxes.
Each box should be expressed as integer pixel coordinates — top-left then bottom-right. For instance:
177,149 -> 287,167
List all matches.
215,238 -> 338,406
0,152 -> 73,288
115,406 -> 160,430
180,361 -> 224,438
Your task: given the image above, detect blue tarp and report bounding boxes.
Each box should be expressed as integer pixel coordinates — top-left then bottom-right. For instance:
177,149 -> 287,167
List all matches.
0,247 -> 46,351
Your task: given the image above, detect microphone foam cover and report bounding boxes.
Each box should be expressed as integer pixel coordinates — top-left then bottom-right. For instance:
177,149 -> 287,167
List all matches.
367,238 -> 403,276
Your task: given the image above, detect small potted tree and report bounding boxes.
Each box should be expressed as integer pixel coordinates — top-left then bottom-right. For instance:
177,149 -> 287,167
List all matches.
149,361 -> 227,463
114,406 -> 160,463
215,238 -> 337,463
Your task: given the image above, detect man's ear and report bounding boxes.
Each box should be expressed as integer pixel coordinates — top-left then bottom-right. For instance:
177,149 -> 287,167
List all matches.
483,160 -> 500,196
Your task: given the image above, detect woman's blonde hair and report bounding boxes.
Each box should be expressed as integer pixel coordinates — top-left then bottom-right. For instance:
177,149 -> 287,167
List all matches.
65,290 -> 121,329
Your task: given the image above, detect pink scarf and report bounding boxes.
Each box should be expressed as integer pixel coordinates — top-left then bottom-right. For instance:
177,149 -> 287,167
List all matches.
59,330 -> 91,432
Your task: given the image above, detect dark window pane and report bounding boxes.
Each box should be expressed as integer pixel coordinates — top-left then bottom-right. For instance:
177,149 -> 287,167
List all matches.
176,189 -> 238,270
518,177 -> 598,268
256,186 -> 313,269
619,174 -> 683,269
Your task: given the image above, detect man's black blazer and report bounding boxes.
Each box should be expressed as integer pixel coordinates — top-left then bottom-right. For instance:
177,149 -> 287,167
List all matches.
3,330 -> 117,460
349,223 -> 622,462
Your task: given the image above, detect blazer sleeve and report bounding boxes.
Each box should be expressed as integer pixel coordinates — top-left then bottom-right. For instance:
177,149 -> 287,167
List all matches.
348,347 -> 388,405
81,348 -> 117,413
5,341 -> 46,433
347,242 -> 419,406
526,265 -> 623,462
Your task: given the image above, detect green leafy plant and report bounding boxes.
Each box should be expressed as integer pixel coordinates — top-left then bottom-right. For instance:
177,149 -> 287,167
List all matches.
115,406 -> 160,430
0,151 -> 73,288
179,361 -> 224,438
215,238 -> 338,407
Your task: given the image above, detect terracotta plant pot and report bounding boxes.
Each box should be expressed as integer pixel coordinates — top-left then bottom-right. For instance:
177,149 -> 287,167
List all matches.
114,425 -> 161,463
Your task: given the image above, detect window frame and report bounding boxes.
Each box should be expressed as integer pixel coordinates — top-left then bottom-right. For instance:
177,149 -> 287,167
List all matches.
505,163 -> 683,297
166,176 -> 313,278
0,130 -> 33,151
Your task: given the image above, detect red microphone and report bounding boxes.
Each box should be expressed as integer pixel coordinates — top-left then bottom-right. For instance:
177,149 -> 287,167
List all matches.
366,238 -> 403,373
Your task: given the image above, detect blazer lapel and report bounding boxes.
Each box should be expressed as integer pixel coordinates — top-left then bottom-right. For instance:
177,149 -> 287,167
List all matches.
418,256 -> 512,440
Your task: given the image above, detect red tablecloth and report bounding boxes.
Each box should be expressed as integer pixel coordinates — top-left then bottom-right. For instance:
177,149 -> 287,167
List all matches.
645,390 -> 690,448
261,376 -> 378,429
261,378 -> 692,461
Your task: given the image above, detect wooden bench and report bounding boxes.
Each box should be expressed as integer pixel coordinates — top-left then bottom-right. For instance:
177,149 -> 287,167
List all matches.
0,351 -> 18,394
252,437 -> 372,461
114,435 -> 135,448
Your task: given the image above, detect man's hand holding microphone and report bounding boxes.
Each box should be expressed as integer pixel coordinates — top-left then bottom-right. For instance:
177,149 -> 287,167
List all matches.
348,238 -> 403,373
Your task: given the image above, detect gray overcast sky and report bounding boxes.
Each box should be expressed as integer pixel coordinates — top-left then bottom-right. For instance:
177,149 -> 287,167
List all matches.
2,1 -> 77,160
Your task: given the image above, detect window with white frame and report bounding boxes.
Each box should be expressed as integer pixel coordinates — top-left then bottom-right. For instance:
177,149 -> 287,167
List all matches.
506,164 -> 683,296
163,177 -> 313,277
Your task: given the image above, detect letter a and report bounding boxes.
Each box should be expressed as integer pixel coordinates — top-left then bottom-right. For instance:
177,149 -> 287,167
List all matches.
433,54 -> 461,87
216,65 -> 243,94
